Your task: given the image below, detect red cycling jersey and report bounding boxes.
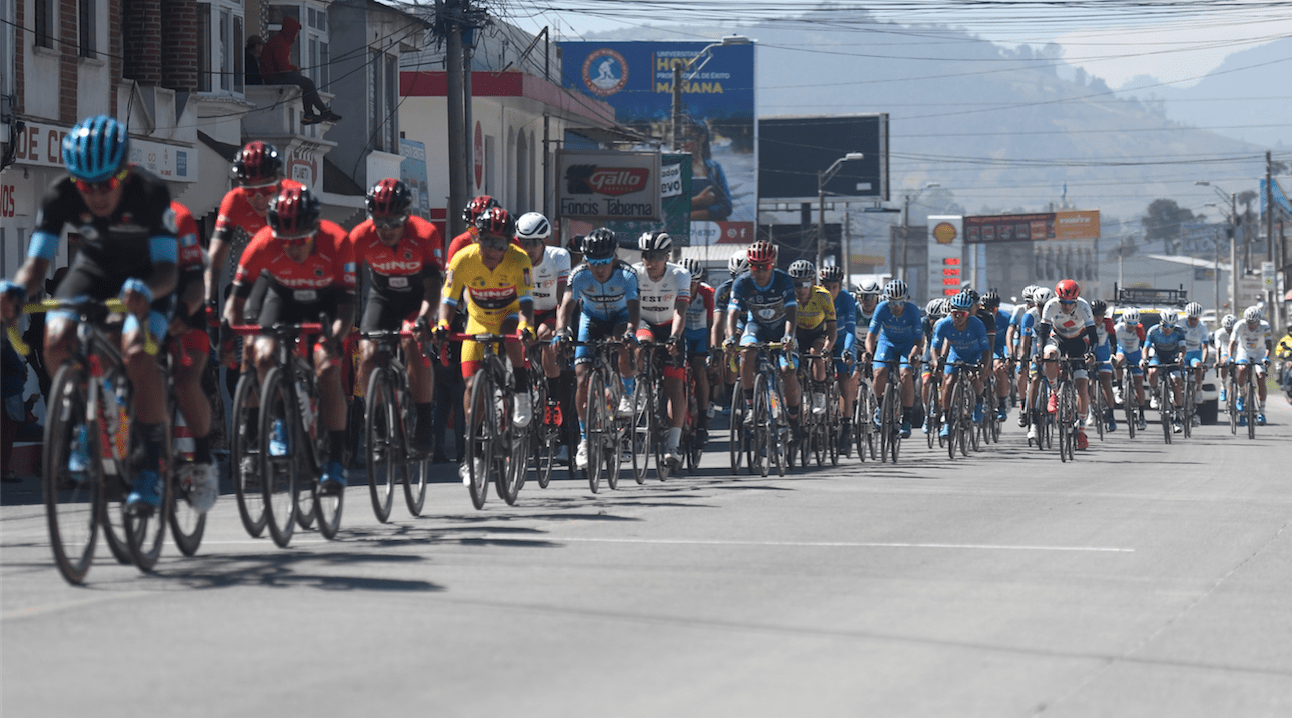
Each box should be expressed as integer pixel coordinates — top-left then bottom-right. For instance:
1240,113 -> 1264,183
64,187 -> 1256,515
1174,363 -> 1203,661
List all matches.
173,201 -> 202,272
349,215 -> 445,277
214,179 -> 304,238
233,220 -> 356,294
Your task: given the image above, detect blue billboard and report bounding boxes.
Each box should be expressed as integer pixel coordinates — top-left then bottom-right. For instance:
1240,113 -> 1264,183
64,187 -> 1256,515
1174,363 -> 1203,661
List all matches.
560,41 -> 757,245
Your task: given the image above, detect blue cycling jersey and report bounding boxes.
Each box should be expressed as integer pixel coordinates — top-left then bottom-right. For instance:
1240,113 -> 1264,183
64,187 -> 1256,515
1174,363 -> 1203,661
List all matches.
567,262 -> 638,321
1145,325 -> 1186,359
728,270 -> 797,329
993,309 -> 1011,355
869,300 -> 923,351
832,289 -> 857,353
932,315 -> 990,362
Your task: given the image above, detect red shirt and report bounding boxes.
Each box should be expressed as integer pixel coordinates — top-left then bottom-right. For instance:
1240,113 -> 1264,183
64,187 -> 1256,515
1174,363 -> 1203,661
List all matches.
233,220 -> 356,296
215,179 -> 304,239
172,201 -> 202,272
350,216 -> 445,274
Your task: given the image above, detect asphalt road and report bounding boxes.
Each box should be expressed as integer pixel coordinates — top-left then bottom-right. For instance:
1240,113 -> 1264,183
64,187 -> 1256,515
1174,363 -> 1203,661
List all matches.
3,400 -> 1292,717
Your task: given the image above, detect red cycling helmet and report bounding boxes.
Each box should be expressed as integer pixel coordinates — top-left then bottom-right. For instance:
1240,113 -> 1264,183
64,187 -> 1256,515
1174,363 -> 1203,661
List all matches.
366,178 -> 412,219
474,207 -> 515,238
232,141 -> 283,187
462,195 -> 500,224
267,186 -> 322,240
746,239 -> 777,267
1055,278 -> 1080,301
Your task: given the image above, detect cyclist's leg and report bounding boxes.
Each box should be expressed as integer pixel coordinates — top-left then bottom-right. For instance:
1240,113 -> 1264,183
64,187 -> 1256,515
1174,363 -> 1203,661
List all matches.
171,327 -> 216,500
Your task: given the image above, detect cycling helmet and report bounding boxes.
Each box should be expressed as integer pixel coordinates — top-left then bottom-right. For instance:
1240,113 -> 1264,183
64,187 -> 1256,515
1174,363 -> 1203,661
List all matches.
1159,310 -> 1178,327
949,291 -> 974,311
583,228 -> 618,261
961,288 -> 980,306
1184,301 -> 1203,318
63,115 -> 130,183
932,298 -> 950,317
728,250 -> 749,277
567,234 -> 586,255
1221,313 -> 1237,330
515,212 -> 551,242
680,257 -> 705,282
981,289 -> 1001,309
1032,287 -> 1054,306
925,298 -> 943,316
788,260 -> 816,281
1055,278 -> 1080,301
859,279 -> 882,297
638,230 -> 673,253
366,178 -> 412,219
819,266 -> 845,283
232,140 -> 283,187
1091,299 -> 1107,316
746,240 -> 777,267
884,279 -> 909,301
1022,285 -> 1038,302
462,195 -> 500,224
1121,308 -> 1140,324
1244,306 -> 1263,323
474,207 -> 515,238
267,186 -> 322,240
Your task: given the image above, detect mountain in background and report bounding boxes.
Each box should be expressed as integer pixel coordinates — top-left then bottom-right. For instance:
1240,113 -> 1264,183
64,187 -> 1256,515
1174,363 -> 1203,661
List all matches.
575,10 -> 1280,232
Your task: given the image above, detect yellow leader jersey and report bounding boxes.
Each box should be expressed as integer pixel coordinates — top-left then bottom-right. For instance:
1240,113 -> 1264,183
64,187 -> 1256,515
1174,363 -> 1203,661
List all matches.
444,243 -> 533,326
795,285 -> 837,331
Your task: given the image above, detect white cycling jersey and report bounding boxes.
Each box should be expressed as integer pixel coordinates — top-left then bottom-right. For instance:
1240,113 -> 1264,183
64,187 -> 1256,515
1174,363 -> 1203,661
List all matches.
632,261 -> 691,326
1040,297 -> 1095,340
1213,327 -> 1231,358
1180,319 -> 1210,352
529,246 -> 571,313
1230,320 -> 1271,361
1114,321 -> 1143,353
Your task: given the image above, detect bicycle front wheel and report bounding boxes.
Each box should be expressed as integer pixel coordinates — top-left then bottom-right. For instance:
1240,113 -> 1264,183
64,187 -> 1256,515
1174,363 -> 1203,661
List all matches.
728,381 -> 745,475
585,370 -> 606,493
1246,380 -> 1257,440
260,368 -> 299,547
169,403 -> 206,557
751,374 -> 771,478
230,371 -> 267,537
44,362 -> 100,585
365,369 -> 397,523
632,377 -> 653,484
466,370 -> 495,509
124,388 -> 171,573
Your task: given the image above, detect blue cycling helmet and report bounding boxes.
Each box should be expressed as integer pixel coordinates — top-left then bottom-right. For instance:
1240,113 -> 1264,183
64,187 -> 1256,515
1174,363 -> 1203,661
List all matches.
63,115 -> 130,183
949,291 -> 974,310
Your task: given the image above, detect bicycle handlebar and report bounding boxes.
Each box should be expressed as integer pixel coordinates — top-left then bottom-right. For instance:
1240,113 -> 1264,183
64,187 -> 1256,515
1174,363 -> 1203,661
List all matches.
6,297 -> 156,357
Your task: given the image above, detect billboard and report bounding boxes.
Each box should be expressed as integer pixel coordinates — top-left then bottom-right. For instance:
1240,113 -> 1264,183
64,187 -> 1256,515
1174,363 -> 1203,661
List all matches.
759,114 -> 888,201
399,139 -> 431,220
559,41 -> 756,245
557,150 -> 662,222
927,216 -> 964,297
607,152 -> 692,246
965,210 -> 1100,243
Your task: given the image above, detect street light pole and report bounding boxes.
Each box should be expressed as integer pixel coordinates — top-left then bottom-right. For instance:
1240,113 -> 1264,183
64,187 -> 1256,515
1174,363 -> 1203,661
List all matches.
669,35 -> 749,150
817,152 -> 866,269
1198,181 -> 1240,314
898,182 -> 939,285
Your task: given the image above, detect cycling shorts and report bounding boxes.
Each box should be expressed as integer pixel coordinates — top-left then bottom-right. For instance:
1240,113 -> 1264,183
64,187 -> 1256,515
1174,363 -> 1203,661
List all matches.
874,342 -> 915,368
636,320 -> 673,345
575,311 -> 628,365
535,307 -> 558,329
360,289 -> 420,333
1045,334 -> 1089,359
1095,344 -> 1113,374
1185,349 -> 1203,368
795,326 -> 827,352
461,301 -> 520,377
685,327 -> 709,357
740,322 -> 783,347
51,257 -> 173,341
1120,349 -> 1143,375
944,350 -> 984,374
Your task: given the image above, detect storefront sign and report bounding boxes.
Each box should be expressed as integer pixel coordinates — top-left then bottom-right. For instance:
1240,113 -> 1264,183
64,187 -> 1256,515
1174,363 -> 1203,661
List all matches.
9,120 -> 196,181
558,150 -> 661,221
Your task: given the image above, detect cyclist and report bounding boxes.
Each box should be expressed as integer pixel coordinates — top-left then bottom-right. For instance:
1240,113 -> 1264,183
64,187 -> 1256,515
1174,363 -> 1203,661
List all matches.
854,280 -> 881,423
1007,285 -> 1039,422
1228,306 -> 1272,426
516,212 -> 571,430
1020,286 -> 1052,441
1143,309 -> 1188,433
932,290 -> 990,437
446,195 -> 502,264
711,250 -> 748,391
1037,279 -> 1098,449
681,258 -> 715,447
631,231 -> 691,469
437,207 -> 535,481
168,200 -> 220,511
1090,299 -> 1118,432
349,178 -> 443,452
1180,301 -> 1211,425
789,260 -> 836,416
0,116 -> 178,513
982,290 -> 1012,422
553,228 -> 639,470
1214,313 -> 1237,404
725,240 -> 800,437
1113,308 -> 1148,430
820,266 -> 857,450
222,185 -> 356,492
1276,324 -> 1292,400
864,279 -> 924,438
920,297 -> 949,433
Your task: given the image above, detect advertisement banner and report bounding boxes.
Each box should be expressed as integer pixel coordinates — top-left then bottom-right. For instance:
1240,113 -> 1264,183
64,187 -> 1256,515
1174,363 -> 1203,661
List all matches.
1053,210 -> 1101,240
559,41 -> 756,244
399,138 -> 431,220
928,216 -> 964,297
558,150 -> 661,222
607,152 -> 691,246
7,120 -> 196,182
965,210 -> 1100,243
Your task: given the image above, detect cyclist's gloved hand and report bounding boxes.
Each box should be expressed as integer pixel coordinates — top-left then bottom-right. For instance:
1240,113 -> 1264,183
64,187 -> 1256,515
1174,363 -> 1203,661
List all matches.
434,320 -> 450,342
622,331 -> 638,346
120,277 -> 153,316
781,333 -> 795,347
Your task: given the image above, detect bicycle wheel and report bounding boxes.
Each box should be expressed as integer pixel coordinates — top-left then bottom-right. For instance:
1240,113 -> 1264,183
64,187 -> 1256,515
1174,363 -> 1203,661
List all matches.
728,380 -> 745,475
401,375 -> 428,516
230,372 -> 267,538
313,390 -> 344,539
771,382 -> 787,478
631,377 -> 653,484
259,367 -> 299,547
169,402 -> 206,557
1092,378 -> 1105,442
1160,384 -> 1173,445
653,383 -> 670,483
1246,379 -> 1257,440
585,369 -> 606,493
466,369 -> 495,508
946,380 -> 961,461
1125,378 -> 1138,439
122,383 -> 170,572
44,362 -> 100,585
880,378 -> 896,463
1058,383 -> 1074,462
533,377 -> 556,489
1182,378 -> 1194,439
751,374 -> 771,477
604,410 -> 622,492
1228,376 -> 1238,435
365,369 -> 396,523
813,390 -> 827,467
968,395 -> 981,454
828,383 -> 841,466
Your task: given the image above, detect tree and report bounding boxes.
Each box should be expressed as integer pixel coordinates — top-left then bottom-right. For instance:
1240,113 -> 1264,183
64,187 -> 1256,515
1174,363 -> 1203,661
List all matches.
1142,198 -> 1195,244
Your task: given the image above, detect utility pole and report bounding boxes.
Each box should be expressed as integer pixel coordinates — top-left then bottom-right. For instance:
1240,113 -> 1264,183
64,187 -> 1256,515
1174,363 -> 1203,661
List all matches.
1266,150 -> 1282,330
843,210 -> 851,282
444,0 -> 470,239
671,63 -> 683,150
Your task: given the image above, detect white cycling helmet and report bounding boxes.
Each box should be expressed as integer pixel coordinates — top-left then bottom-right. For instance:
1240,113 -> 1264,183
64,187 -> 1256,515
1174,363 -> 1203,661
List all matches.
1222,313 -> 1237,330
1244,306 -> 1263,323
1184,301 -> 1203,318
728,250 -> 749,277
515,212 -> 551,242
1121,308 -> 1140,324
1159,309 -> 1178,327
1022,285 -> 1038,302
1032,287 -> 1053,306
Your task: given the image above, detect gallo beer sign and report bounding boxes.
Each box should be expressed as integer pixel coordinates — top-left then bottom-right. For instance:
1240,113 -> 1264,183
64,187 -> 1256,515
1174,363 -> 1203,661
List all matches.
557,150 -> 661,221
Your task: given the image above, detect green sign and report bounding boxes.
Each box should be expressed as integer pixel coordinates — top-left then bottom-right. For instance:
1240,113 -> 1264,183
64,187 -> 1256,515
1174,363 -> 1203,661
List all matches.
609,153 -> 691,246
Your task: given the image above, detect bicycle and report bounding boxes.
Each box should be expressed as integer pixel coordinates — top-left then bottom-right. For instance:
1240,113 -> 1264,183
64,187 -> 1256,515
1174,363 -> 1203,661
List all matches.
445,331 -> 529,506
1147,361 -> 1182,445
1234,359 -> 1263,440
1046,357 -> 1085,462
1118,358 -> 1143,439
679,359 -> 705,471
941,360 -> 981,459
360,328 -> 432,522
874,358 -> 907,464
1224,364 -> 1238,436
566,338 -> 628,492
799,351 -> 833,467
852,366 -> 878,462
924,367 -> 944,451
527,345 -> 574,490
1181,364 -> 1198,439
736,341 -> 791,477
635,339 -> 681,481
1029,368 -> 1054,451
9,298 -> 172,584
1087,357 -> 1106,443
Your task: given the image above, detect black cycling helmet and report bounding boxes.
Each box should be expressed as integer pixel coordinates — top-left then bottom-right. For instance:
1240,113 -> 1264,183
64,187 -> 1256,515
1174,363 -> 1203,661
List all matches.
474,207 -> 515,238
583,228 -> 618,260
232,141 -> 283,187
1091,299 -> 1108,316
462,195 -> 500,224
267,186 -> 322,240
981,289 -> 1000,309
366,178 -> 412,219
819,265 -> 845,283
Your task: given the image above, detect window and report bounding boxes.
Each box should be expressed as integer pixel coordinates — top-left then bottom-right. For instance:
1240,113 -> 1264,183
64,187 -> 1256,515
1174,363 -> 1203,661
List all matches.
77,0 -> 94,58
197,1 -> 243,94
368,51 -> 400,153
33,0 -> 54,49
270,2 -> 328,89
384,53 -> 397,151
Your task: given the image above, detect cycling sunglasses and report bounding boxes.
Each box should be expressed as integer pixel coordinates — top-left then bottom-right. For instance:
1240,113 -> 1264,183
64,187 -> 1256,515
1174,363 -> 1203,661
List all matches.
642,250 -> 669,261
279,235 -> 313,249
1059,299 -> 1076,305
245,184 -> 280,198
951,309 -> 969,319
587,255 -> 615,266
73,167 -> 130,195
750,261 -> 775,271
478,235 -> 510,251
372,215 -> 408,230
796,280 -> 813,289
